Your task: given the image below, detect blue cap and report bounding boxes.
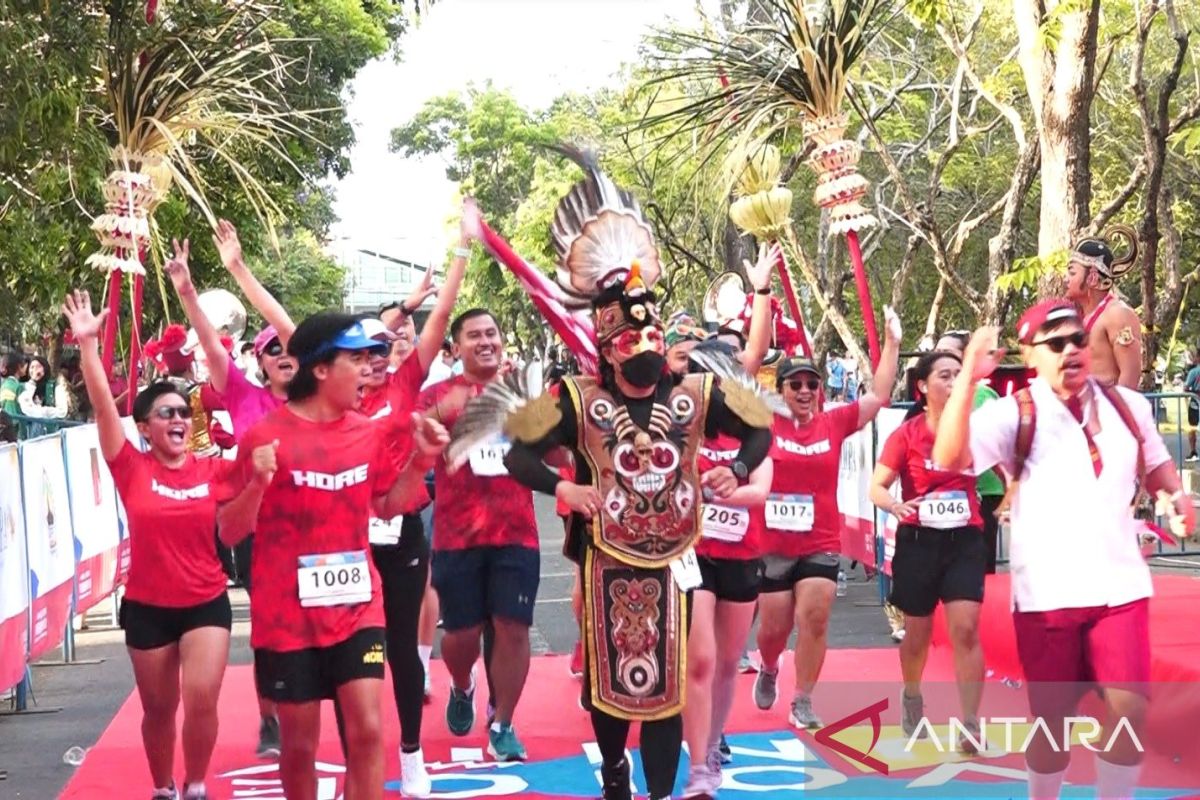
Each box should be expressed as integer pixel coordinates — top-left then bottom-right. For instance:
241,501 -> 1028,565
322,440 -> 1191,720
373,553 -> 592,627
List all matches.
299,322 -> 389,365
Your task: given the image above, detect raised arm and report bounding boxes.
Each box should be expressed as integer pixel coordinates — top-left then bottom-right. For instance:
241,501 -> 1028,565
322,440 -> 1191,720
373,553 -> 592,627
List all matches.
62,291 -> 124,460
856,306 -> 902,429
164,239 -> 233,394
933,328 -> 1003,472
213,219 -> 296,347
410,200 -> 475,372
709,456 -> 773,507
741,243 -> 780,376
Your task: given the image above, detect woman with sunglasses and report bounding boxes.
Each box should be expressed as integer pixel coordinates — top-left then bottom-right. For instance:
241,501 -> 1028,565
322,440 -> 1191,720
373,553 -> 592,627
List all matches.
165,235 -> 297,759
64,288 -> 270,800
681,340 -> 774,798
869,350 -> 986,750
753,310 -> 901,729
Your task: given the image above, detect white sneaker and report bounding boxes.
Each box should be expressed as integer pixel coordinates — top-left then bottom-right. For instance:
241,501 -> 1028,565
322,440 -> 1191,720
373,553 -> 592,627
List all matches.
400,747 -> 432,797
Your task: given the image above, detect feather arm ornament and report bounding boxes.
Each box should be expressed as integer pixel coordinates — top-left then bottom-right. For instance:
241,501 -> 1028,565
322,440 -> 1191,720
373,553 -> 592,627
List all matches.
445,372 -> 562,472
686,348 -> 792,424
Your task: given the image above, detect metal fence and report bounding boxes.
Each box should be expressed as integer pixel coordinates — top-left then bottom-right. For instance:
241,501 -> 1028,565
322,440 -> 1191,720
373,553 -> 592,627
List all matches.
6,414 -> 84,442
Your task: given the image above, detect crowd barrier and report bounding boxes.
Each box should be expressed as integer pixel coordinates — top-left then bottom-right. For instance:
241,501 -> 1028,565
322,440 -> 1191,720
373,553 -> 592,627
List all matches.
0,422 -> 131,709
6,413 -> 84,442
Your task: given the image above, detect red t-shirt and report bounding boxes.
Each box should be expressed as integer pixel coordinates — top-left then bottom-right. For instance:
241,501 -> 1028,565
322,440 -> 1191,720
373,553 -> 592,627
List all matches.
418,374 -> 538,551
696,432 -> 763,561
106,442 -> 231,607
762,403 -> 861,558
360,356 -> 425,422
877,414 -> 983,529
216,407 -> 402,651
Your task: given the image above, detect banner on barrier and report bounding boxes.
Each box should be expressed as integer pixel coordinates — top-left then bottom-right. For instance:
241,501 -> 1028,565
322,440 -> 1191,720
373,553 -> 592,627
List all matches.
836,423 -> 878,567
0,444 -> 29,692
22,435 -> 76,661
62,426 -> 121,614
115,417 -> 144,585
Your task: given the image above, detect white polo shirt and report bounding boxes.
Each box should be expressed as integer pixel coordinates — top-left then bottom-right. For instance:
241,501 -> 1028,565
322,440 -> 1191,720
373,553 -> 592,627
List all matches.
966,378 -> 1170,613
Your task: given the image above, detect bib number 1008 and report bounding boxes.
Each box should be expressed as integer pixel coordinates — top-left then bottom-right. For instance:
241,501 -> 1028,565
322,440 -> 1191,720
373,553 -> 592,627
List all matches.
297,550 -> 372,608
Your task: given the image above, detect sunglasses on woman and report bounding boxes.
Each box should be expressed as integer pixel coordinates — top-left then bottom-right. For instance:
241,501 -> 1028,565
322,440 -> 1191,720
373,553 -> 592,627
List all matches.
1031,330 -> 1087,353
786,378 -> 822,392
261,341 -> 285,357
152,405 -> 194,421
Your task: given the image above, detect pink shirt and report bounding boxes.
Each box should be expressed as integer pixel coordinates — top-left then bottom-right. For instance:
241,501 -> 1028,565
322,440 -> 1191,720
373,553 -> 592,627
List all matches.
216,353 -> 283,443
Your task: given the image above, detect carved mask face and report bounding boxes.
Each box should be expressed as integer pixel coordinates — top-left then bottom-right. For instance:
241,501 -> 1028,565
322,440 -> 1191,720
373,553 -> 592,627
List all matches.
633,431 -> 653,472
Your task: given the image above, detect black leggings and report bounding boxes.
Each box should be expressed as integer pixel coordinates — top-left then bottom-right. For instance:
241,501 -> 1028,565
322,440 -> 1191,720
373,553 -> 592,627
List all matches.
591,708 -> 682,799
335,517 -> 429,752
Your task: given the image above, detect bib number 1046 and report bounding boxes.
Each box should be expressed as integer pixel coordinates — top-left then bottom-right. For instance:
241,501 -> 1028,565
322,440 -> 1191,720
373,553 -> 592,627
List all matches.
918,491 -> 970,530
297,550 -> 372,608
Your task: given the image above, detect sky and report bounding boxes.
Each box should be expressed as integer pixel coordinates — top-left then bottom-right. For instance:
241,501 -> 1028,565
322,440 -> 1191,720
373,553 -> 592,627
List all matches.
328,0 -> 704,264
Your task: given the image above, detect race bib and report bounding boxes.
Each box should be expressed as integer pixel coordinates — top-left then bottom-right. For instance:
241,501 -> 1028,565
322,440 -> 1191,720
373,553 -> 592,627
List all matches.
668,547 -> 702,591
367,516 -> 402,547
702,504 -> 750,542
918,491 -> 971,530
765,493 -> 815,532
297,550 -> 372,608
469,436 -> 511,477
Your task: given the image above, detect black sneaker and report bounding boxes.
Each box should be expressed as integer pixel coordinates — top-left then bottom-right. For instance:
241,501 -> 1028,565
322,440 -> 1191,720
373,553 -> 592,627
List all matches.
256,716 -> 281,759
718,733 -> 732,764
600,758 -> 632,800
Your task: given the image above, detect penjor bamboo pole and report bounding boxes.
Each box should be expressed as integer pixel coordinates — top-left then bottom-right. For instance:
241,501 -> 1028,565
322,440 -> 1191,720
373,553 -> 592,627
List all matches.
846,230 -> 880,369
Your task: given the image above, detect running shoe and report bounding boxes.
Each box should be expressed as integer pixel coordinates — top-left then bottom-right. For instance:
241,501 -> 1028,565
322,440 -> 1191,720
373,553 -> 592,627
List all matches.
956,718 -> 983,756
736,652 -> 757,674
789,695 -> 823,730
901,691 -> 926,738
445,680 -> 476,737
717,733 -> 732,764
255,715 -> 281,759
487,723 -> 528,762
150,784 -> 178,800
681,763 -> 720,799
569,641 -> 584,677
753,666 -> 778,710
1188,452 -> 1199,462
182,786 -> 207,800
399,747 -> 432,797
600,758 -> 632,800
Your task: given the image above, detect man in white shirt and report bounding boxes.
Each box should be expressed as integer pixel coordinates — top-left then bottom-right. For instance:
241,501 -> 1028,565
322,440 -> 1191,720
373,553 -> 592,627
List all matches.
932,298 -> 1194,800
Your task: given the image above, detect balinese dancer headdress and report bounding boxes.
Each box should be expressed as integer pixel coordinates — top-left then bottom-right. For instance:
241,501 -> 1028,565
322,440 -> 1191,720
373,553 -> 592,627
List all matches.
1071,223 -> 1139,289
549,146 -> 664,345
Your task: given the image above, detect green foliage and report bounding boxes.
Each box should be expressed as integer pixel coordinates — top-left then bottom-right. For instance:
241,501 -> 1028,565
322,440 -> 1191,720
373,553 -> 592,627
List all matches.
247,230 -> 347,321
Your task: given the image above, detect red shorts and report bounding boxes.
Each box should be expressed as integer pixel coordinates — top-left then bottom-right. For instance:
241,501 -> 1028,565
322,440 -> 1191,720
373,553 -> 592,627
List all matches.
1013,598 -> 1150,719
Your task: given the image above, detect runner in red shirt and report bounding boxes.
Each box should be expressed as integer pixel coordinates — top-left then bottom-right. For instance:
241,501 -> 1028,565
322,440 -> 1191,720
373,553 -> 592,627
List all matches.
216,312 -> 447,800
870,349 -> 986,749
418,308 -> 539,762
681,340 -> 775,797
64,289 -> 271,800
753,310 -> 901,730
353,206 -> 469,798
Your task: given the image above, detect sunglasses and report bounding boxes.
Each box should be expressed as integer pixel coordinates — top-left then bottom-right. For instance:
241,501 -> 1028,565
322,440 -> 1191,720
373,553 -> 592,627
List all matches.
1031,330 -> 1088,353
151,405 -> 193,421
786,378 -> 822,392
261,341 -> 284,357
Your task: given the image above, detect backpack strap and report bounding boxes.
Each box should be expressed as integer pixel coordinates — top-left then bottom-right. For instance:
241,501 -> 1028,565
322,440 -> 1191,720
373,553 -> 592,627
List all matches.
1096,383 -> 1146,504
996,387 -> 1036,517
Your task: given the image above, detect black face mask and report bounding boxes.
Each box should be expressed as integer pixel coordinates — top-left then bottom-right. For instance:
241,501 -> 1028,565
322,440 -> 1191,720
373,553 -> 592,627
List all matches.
619,351 -> 665,389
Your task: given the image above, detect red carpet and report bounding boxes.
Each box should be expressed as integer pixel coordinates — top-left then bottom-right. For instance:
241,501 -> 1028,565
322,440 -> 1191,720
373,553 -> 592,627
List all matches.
59,646 -> 1200,798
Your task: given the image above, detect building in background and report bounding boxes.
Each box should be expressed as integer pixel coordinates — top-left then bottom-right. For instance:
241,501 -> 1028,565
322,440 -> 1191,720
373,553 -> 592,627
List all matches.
330,239 -> 442,327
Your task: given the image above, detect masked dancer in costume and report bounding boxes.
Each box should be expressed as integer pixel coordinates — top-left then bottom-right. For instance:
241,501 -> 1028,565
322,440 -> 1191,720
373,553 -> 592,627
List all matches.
1063,224 -> 1142,389
448,150 -> 773,800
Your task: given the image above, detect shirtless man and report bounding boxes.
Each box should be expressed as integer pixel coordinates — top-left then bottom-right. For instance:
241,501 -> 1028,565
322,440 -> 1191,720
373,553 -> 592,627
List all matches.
1064,226 -> 1142,389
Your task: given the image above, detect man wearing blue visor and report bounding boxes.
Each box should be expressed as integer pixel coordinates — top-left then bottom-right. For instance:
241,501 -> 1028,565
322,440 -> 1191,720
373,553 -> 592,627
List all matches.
217,311 -> 449,800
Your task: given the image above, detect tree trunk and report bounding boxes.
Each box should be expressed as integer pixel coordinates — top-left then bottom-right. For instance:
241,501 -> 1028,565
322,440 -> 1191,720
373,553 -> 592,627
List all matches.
985,138 -> 1041,322
1013,0 -> 1101,296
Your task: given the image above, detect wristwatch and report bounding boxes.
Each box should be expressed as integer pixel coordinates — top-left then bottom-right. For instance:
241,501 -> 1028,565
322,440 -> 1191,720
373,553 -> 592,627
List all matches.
731,460 -> 750,484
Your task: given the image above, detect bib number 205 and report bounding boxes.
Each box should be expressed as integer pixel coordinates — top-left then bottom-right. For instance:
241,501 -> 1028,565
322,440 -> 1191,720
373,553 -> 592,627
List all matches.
702,504 -> 749,542
298,550 -> 372,608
